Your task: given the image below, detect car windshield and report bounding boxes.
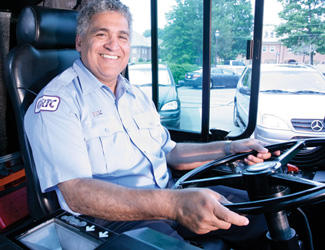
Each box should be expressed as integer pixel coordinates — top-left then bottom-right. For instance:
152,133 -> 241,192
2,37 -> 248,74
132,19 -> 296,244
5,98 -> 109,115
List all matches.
222,68 -> 236,75
260,71 -> 325,93
211,68 -> 223,74
128,67 -> 172,86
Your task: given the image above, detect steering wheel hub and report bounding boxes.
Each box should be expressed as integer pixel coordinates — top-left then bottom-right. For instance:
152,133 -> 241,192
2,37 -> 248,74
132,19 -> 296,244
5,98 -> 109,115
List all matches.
245,161 -> 282,174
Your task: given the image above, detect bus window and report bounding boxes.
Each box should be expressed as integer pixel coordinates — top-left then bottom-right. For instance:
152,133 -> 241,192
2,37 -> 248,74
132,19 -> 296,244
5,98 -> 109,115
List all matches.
238,0 -> 325,144
124,1 -> 265,140
125,0 -> 255,134
209,0 -> 254,137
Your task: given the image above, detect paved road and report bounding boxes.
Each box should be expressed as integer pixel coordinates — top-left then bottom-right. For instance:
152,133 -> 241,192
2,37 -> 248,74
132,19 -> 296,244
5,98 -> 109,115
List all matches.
177,86 -> 243,136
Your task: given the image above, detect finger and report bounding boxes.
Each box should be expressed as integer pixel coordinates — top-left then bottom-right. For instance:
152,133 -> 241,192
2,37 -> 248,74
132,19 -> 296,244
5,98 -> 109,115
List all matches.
206,189 -> 233,205
213,204 -> 249,228
244,157 -> 257,166
249,141 -> 269,153
256,152 -> 273,159
195,224 -> 228,234
245,154 -> 265,164
216,195 -> 232,205
273,150 -> 281,156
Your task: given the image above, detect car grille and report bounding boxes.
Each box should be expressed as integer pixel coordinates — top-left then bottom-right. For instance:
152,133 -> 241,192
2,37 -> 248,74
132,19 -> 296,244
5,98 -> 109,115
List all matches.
291,119 -> 325,133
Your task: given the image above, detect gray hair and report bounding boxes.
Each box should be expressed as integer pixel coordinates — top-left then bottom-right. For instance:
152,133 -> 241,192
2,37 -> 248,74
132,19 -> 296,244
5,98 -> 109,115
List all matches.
76,0 -> 133,38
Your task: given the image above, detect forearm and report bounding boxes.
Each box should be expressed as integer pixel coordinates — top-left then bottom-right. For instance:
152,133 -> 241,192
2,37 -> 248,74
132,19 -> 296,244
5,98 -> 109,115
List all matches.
167,138 -> 274,170
166,141 -> 230,170
58,178 -> 250,234
58,178 -> 177,221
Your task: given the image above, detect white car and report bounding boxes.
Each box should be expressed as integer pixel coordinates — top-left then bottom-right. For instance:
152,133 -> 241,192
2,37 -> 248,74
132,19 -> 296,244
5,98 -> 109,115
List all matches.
233,64 -> 325,144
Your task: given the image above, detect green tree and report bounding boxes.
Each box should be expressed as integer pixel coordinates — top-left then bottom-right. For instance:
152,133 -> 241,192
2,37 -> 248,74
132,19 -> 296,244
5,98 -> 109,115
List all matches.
212,0 -> 253,62
143,29 -> 151,38
159,0 -> 253,65
160,0 -> 204,65
143,28 -> 164,38
275,0 -> 325,64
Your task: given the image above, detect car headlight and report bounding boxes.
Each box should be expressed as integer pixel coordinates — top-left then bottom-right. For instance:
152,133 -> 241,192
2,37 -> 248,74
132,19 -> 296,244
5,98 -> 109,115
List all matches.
161,101 -> 178,111
260,114 -> 290,129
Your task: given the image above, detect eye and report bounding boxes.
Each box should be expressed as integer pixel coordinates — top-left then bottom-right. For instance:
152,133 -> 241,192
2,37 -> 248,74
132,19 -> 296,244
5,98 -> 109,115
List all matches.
96,32 -> 106,37
119,34 -> 129,41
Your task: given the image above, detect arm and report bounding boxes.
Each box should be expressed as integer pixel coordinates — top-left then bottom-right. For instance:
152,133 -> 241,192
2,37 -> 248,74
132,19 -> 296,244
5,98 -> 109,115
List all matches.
58,178 -> 249,234
166,138 -> 274,171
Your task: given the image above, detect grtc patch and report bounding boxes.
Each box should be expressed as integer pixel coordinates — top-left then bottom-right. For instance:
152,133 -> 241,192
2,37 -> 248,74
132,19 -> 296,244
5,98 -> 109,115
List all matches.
34,95 -> 60,113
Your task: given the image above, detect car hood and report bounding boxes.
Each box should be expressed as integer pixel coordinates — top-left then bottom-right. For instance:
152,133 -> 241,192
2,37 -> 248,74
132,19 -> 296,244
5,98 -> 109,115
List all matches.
137,85 -> 178,110
258,93 -> 325,119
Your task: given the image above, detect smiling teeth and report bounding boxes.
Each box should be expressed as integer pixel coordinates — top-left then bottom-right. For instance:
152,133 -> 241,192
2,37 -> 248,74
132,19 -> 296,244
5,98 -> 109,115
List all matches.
101,54 -> 118,59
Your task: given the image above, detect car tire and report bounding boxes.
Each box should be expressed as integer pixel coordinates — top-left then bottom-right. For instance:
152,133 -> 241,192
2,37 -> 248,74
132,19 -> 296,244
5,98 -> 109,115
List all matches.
233,101 -> 240,127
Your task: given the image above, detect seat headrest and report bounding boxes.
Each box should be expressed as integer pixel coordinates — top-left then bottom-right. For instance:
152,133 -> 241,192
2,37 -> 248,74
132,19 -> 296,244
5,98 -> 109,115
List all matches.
16,6 -> 79,49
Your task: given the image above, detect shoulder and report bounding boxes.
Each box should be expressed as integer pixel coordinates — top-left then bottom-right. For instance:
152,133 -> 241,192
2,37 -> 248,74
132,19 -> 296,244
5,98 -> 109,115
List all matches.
26,66 -> 82,119
43,67 -> 79,95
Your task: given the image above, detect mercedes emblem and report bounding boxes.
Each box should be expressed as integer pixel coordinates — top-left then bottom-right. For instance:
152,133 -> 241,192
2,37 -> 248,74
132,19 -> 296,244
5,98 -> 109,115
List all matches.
311,120 -> 324,132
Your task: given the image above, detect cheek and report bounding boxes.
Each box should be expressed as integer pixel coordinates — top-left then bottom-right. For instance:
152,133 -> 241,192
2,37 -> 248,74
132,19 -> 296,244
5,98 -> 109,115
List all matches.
81,42 -> 98,60
123,45 -> 130,58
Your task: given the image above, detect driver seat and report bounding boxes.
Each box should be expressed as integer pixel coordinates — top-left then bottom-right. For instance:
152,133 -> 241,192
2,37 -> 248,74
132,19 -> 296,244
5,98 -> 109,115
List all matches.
4,5 -> 228,250
4,5 -> 80,220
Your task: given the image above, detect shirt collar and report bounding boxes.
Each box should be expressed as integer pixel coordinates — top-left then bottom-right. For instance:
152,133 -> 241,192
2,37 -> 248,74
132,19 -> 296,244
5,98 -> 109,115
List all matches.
73,58 -> 136,99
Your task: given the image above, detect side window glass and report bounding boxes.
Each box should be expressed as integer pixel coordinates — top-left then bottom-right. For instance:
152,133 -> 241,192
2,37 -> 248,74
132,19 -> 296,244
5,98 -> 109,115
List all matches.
242,68 -> 252,88
209,0 -> 254,136
158,0 -> 203,132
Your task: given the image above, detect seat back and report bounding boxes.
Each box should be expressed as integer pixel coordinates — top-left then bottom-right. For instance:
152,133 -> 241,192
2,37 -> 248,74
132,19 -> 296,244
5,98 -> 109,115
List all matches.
4,6 -> 80,220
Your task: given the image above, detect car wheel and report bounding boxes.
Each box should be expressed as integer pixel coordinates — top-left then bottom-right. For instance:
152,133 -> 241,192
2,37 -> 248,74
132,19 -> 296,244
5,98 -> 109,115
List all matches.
233,100 -> 240,127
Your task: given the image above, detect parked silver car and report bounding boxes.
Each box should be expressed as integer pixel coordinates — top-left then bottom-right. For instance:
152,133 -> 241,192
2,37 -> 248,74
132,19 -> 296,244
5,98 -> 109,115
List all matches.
233,64 -> 325,144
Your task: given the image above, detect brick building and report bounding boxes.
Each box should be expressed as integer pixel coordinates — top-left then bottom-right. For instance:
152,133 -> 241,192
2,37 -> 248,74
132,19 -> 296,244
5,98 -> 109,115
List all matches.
261,24 -> 325,65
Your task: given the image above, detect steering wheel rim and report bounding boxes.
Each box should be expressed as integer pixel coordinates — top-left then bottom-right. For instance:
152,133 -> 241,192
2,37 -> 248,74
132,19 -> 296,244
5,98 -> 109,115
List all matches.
172,139 -> 325,215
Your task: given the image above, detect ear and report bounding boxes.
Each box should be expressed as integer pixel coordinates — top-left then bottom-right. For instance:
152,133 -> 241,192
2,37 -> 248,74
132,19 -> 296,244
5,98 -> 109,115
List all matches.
75,34 -> 83,52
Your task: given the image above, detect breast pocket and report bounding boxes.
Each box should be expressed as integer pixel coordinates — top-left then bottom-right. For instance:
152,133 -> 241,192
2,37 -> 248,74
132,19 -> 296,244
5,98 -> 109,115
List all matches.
82,118 -> 125,175
133,112 -> 163,147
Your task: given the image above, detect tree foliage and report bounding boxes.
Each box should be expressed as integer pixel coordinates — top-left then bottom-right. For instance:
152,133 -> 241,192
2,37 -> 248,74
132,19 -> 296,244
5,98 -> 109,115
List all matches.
211,0 -> 253,61
275,0 -> 325,63
159,0 -> 253,65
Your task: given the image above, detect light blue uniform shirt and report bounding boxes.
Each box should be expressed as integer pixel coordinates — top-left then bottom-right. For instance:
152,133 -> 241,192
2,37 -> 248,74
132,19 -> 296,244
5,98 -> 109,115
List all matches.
24,58 -> 176,214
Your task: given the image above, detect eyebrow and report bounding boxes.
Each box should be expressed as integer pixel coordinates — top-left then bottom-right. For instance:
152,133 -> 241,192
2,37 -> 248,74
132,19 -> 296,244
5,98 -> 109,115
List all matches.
91,27 -> 130,37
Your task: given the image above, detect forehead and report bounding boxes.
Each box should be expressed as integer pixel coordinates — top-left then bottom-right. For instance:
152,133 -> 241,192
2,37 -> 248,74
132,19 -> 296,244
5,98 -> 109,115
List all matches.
88,11 -> 130,33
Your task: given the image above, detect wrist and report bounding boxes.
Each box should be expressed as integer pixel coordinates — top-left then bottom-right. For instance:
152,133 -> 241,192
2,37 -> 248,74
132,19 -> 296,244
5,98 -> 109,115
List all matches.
224,141 -> 232,155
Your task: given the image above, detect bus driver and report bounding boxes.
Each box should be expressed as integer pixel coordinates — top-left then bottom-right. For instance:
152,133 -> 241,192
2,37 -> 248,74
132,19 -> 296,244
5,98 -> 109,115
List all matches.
25,0 -> 277,249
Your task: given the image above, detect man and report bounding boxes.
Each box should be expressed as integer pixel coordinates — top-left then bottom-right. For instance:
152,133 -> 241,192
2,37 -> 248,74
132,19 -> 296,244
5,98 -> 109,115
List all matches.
25,0 -> 275,248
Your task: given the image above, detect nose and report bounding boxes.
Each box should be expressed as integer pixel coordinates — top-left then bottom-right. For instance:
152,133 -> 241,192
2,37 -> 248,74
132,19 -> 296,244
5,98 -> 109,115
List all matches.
104,35 -> 119,51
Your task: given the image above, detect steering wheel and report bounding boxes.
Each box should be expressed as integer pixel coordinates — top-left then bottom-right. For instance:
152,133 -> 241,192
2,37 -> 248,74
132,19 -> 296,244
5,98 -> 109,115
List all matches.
172,139 -> 325,246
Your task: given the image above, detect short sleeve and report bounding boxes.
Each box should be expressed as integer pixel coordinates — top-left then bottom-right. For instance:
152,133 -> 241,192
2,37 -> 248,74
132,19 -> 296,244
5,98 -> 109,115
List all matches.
25,88 -> 92,193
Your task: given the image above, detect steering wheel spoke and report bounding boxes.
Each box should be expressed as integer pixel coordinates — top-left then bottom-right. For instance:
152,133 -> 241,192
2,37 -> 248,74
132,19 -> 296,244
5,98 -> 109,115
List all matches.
269,173 -> 323,191
274,140 -> 306,166
178,173 -> 243,189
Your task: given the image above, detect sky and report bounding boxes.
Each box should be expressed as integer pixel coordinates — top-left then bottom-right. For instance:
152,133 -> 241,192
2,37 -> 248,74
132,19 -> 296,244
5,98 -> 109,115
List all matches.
257,0 -> 283,25
122,0 -> 283,34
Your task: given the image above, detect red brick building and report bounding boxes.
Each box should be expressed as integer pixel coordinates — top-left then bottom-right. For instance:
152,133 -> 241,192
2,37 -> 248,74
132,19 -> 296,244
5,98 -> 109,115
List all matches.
261,25 -> 325,65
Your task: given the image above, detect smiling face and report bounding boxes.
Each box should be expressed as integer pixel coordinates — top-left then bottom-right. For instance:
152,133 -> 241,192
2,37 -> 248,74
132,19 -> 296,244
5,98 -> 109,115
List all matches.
76,11 -> 130,92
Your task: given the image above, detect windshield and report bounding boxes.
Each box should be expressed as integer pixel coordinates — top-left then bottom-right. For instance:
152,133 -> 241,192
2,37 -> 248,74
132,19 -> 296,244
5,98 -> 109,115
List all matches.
128,68 -> 172,86
211,68 -> 223,74
260,71 -> 325,93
